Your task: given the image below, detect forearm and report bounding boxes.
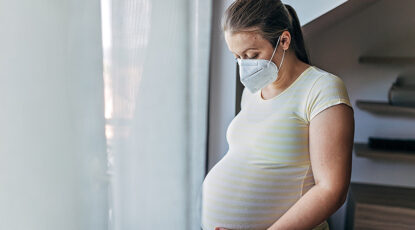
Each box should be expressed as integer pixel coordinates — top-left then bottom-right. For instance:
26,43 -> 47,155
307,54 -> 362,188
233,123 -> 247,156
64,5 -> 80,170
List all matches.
267,184 -> 346,230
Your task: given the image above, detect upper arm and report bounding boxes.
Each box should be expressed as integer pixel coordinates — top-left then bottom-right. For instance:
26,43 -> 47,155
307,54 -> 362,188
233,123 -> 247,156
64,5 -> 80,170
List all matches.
307,74 -> 355,200
309,104 -> 354,199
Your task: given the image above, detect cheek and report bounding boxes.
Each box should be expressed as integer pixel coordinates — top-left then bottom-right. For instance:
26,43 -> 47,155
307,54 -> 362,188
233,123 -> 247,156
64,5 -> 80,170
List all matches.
259,50 -> 273,60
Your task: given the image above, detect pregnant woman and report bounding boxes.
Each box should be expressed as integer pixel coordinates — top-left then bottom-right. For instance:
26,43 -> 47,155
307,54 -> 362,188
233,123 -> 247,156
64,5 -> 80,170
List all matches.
201,1 -> 355,230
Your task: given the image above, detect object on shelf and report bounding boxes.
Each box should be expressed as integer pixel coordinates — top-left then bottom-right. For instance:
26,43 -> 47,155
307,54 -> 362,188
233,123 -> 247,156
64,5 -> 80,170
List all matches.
368,137 -> 415,152
393,75 -> 415,86
388,75 -> 415,107
389,86 -> 415,107
356,100 -> 415,117
354,143 -> 415,162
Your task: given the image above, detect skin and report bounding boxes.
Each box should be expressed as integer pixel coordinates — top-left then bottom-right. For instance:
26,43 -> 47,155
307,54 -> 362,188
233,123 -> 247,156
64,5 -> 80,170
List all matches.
214,29 -> 355,230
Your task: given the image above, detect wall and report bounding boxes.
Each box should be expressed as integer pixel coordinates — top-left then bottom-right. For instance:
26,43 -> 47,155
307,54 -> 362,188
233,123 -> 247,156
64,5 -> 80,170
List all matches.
207,0 -> 237,171
306,0 -> 415,189
305,0 -> 415,229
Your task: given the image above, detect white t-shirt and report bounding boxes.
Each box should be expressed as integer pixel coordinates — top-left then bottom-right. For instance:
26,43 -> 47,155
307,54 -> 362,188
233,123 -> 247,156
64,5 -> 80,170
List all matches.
201,65 -> 353,230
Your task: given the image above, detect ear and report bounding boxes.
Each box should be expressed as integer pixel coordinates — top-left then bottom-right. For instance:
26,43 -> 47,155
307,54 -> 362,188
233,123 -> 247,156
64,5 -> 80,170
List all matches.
280,30 -> 291,51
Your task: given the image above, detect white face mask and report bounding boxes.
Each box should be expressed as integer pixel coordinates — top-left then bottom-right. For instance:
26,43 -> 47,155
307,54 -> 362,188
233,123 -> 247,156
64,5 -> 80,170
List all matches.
236,36 -> 285,94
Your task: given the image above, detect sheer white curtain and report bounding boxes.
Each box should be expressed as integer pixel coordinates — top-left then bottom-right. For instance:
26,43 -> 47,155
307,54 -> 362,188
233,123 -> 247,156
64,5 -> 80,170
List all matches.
0,0 -> 108,229
101,0 -> 212,229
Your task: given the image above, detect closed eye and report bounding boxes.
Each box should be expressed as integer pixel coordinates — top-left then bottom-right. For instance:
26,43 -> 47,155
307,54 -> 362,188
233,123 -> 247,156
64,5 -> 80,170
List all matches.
249,54 -> 259,59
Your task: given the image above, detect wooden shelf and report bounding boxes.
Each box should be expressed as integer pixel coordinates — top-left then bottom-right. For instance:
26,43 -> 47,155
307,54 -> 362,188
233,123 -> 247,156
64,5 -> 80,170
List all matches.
356,100 -> 415,117
350,182 -> 415,210
354,142 -> 415,163
346,182 -> 415,230
358,56 -> 415,65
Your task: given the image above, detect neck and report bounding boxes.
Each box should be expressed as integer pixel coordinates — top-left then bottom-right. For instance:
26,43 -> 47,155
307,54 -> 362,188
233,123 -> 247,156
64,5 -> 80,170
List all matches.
269,51 -> 309,89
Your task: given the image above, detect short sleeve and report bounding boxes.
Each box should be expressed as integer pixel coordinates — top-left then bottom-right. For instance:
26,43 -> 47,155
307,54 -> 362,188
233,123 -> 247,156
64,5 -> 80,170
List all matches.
306,74 -> 353,122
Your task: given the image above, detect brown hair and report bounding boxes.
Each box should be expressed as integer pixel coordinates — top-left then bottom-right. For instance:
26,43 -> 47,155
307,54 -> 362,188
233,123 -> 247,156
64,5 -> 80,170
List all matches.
222,0 -> 310,64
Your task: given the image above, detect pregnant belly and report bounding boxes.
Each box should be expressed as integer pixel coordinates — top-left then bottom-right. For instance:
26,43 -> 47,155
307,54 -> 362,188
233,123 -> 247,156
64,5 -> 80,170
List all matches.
201,153 -> 312,230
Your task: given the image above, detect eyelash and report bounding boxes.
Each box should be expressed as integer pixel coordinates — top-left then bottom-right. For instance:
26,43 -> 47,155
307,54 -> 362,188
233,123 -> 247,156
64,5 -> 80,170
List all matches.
235,54 -> 259,59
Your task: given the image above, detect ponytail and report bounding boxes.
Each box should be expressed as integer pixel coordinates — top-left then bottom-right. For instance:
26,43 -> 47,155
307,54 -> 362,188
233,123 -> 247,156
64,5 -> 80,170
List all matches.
284,4 -> 310,65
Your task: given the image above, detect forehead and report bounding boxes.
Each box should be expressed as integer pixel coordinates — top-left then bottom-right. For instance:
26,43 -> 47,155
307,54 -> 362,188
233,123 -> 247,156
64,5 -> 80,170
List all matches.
225,30 -> 267,54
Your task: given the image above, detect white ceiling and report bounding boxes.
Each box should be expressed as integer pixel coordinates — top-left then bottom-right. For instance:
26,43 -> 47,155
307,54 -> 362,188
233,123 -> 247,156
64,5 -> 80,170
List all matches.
282,0 -> 347,25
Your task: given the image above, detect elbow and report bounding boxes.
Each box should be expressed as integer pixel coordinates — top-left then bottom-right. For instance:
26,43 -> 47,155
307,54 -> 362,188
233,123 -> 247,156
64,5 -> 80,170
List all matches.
318,182 -> 350,209
338,189 -> 348,207
338,181 -> 351,206
334,184 -> 350,210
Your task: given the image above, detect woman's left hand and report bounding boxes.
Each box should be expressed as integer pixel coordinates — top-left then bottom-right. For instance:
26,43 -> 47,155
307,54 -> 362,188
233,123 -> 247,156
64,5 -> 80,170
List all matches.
215,227 -> 230,230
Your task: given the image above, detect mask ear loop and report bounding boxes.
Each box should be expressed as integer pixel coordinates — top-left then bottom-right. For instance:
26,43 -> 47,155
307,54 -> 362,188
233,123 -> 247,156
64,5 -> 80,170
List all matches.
267,35 -> 281,67
278,49 -> 286,71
